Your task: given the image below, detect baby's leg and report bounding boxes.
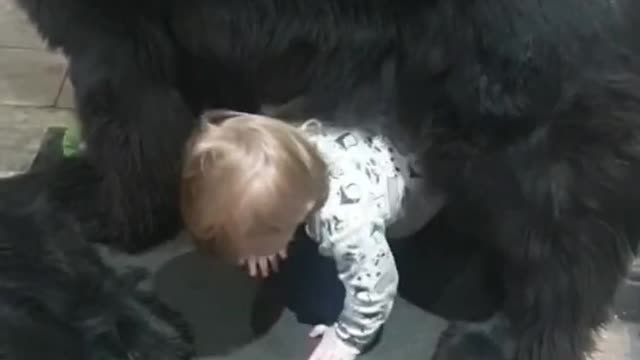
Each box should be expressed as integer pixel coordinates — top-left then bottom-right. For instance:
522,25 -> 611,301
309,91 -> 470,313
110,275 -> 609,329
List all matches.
267,230 -> 345,325
250,230 -> 345,336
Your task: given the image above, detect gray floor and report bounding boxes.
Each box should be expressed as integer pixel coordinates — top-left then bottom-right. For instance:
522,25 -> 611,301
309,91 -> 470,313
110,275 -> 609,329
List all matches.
97,235 -> 448,359
95,227 -> 640,360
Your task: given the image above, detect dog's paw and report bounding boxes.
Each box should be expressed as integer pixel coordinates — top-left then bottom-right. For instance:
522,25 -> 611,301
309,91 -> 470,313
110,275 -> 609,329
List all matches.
431,322 -> 507,360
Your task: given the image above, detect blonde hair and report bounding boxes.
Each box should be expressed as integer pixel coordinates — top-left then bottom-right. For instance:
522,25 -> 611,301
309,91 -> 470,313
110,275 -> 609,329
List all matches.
180,110 -> 329,259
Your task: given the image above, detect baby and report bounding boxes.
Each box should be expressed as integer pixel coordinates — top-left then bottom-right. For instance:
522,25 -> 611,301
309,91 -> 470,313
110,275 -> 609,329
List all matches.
180,110 -> 441,360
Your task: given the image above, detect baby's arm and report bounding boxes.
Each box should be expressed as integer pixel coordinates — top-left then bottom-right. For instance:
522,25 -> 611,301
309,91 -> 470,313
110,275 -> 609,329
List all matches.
306,129 -> 399,353
311,206 -> 398,350
321,217 -> 399,351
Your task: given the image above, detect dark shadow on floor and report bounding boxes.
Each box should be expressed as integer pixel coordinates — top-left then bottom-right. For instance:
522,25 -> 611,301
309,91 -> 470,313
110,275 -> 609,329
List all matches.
145,245 -> 449,359
154,251 -> 258,357
132,214 -> 506,360
392,209 -> 504,323
96,234 -> 452,359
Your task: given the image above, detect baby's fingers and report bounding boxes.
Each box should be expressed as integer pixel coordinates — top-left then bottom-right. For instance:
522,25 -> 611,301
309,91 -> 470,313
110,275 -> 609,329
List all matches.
309,324 -> 328,338
268,254 -> 279,273
248,257 -> 258,277
258,256 -> 270,277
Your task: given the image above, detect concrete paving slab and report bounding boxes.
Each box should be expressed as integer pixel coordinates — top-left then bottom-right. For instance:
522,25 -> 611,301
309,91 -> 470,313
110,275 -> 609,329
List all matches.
0,105 -> 73,172
0,0 -> 47,49
56,74 -> 74,109
0,47 -> 67,107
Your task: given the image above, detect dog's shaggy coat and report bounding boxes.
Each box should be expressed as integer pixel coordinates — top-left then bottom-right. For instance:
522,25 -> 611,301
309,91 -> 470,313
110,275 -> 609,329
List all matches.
14,0 -> 640,359
0,167 -> 194,360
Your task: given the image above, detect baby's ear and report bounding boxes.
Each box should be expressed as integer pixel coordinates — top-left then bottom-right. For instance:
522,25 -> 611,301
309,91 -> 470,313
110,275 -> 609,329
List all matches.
300,118 -> 324,136
182,138 -> 220,176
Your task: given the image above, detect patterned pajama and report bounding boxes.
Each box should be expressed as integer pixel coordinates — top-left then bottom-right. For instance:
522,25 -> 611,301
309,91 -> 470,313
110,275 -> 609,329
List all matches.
303,121 -> 436,350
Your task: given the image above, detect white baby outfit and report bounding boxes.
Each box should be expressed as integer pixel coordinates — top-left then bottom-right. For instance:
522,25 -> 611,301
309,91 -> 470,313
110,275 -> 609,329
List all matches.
303,121 -> 440,350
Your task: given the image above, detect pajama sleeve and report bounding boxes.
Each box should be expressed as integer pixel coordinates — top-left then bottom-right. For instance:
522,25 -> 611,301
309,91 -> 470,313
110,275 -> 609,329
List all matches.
329,217 -> 399,350
304,127 -> 401,350
306,175 -> 399,350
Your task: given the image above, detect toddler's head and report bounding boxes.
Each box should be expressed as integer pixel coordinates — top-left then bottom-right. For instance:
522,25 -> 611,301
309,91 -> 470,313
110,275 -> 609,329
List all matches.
181,110 -> 328,261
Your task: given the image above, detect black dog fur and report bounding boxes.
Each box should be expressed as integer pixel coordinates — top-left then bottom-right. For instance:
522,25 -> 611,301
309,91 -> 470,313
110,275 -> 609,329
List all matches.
0,168 -> 194,360
13,0 -> 640,359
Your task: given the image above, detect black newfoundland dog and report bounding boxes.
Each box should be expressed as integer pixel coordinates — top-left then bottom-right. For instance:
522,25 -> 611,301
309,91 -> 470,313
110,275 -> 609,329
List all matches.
0,165 -> 194,360
13,0 -> 640,359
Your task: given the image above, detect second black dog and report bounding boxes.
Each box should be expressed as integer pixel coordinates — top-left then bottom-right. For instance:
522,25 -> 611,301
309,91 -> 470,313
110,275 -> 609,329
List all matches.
0,168 -> 194,360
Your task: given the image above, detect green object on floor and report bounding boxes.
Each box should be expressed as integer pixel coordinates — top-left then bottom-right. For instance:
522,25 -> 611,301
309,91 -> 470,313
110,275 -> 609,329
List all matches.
62,123 -> 83,157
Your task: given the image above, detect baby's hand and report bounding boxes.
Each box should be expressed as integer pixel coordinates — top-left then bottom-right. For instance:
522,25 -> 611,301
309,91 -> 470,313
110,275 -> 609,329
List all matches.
308,325 -> 360,360
238,250 -> 287,278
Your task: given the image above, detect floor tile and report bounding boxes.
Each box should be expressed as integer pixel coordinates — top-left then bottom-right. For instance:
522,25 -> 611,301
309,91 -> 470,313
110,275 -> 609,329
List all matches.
0,47 -> 67,107
56,74 -> 75,109
0,0 -> 46,49
0,105 -> 74,172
